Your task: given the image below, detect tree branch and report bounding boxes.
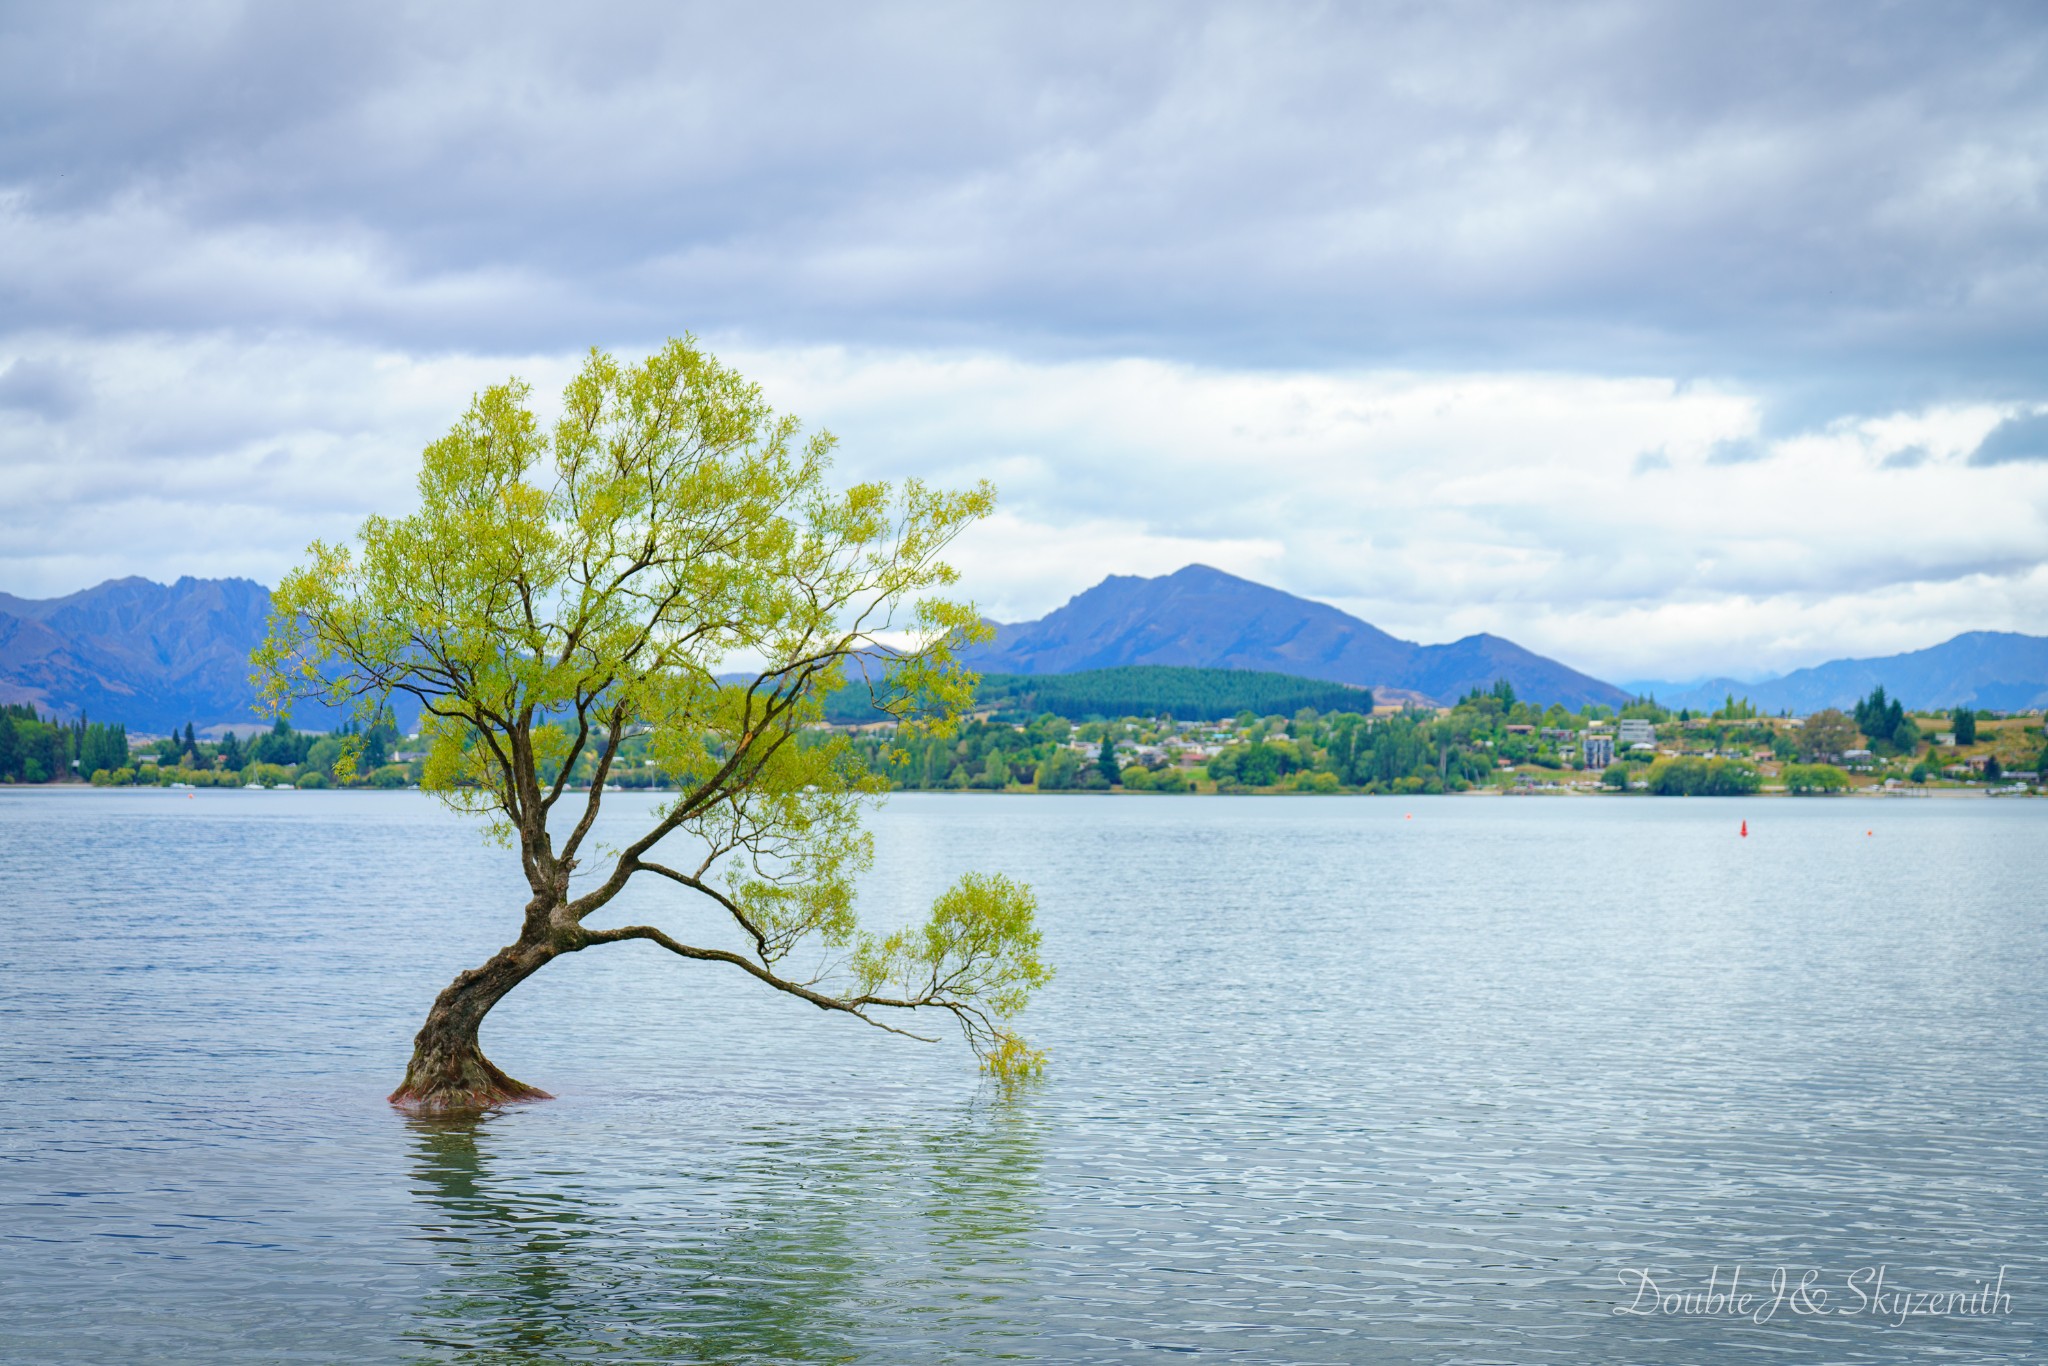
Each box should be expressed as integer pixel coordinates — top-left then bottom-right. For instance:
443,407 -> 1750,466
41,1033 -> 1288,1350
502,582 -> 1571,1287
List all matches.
581,925 -> 938,1042
634,859 -> 772,960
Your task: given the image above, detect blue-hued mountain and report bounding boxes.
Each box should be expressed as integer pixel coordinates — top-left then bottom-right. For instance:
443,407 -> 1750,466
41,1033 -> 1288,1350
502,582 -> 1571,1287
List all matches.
11,569 -> 2039,729
1626,631 -> 2048,714
961,565 -> 1632,709
0,576 -> 361,734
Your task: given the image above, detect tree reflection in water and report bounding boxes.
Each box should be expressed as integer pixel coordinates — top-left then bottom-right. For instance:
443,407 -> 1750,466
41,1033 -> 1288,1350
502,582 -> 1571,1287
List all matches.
402,1089 -> 1046,1363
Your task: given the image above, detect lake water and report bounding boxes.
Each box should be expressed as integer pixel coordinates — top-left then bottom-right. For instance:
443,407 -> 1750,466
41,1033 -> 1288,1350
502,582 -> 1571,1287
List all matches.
1,789 -> 2042,1362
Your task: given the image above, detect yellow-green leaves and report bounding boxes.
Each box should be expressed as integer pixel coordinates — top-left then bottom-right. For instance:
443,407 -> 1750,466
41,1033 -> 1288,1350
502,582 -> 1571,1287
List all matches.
855,872 -> 1052,1071
251,334 -> 1049,1078
982,1030 -> 1049,1082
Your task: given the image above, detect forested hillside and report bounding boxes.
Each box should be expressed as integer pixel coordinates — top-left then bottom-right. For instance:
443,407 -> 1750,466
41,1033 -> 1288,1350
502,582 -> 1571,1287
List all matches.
823,664 -> 1372,724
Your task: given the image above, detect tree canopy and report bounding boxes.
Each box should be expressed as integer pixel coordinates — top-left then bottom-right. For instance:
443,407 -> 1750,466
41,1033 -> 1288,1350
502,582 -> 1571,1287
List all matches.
1797,708 -> 1859,762
256,337 -> 1049,1109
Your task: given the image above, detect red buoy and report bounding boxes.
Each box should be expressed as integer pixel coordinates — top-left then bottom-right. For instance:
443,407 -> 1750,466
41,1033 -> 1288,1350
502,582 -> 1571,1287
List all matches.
1740,819 -> 1748,837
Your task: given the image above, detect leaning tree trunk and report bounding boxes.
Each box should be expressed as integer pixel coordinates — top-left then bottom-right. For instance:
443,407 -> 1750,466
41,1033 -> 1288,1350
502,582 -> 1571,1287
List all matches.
388,939 -> 559,1113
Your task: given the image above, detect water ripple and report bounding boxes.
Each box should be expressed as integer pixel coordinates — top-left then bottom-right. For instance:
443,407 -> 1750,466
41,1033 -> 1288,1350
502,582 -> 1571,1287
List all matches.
0,789 -> 2041,1361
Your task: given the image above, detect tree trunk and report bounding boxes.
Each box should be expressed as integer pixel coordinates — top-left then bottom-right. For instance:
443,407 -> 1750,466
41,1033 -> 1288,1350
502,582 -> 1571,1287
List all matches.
388,940 -> 557,1113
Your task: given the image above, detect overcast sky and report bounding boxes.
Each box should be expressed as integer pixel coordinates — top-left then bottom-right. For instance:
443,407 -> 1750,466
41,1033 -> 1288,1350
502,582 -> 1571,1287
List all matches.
3,2 -> 2045,682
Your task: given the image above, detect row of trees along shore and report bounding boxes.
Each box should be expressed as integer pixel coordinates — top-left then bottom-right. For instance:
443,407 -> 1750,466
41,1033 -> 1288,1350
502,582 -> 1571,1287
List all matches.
7,684 -> 2043,796
0,709 -> 410,788
0,705 -> 129,784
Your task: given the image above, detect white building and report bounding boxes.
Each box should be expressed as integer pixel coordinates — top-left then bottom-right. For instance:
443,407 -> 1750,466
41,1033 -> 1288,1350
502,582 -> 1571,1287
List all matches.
1617,718 -> 1656,746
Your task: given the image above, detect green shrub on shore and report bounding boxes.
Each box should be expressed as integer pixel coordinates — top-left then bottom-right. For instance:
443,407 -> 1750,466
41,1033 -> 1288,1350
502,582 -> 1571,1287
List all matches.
1783,763 -> 1849,794
1646,757 -> 1762,796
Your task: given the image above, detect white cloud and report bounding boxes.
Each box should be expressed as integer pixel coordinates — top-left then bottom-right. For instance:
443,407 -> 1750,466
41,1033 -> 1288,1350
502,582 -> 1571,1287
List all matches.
4,332 -> 2042,681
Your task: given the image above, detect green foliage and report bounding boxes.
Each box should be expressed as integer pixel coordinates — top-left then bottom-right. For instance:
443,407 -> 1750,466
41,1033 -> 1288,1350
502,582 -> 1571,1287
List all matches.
1601,763 -> 1630,790
1952,706 -> 1978,746
1097,734 -> 1120,786
1797,708 -> 1859,761
1619,695 -> 1670,722
1149,765 -> 1192,793
1853,687 -> 1916,754
1034,747 -> 1083,791
253,336 -> 1045,1073
249,717 -> 316,768
1645,757 -> 1763,796
853,872 -> 1051,1078
1782,763 -> 1849,794
824,665 -> 1369,725
0,708 -> 19,779
305,736 -> 345,779
78,721 -> 129,777
0,705 -> 79,784
1233,741 -> 1285,787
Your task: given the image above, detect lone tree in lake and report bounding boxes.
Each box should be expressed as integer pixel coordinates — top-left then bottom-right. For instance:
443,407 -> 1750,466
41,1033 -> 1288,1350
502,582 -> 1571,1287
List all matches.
256,338 -> 1049,1112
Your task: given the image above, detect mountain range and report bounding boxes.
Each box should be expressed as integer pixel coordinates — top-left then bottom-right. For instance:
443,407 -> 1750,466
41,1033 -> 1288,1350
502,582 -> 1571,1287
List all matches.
962,565 -> 1629,709
2,568 -> 2043,730
0,576 -> 357,734
1625,631 -> 2048,714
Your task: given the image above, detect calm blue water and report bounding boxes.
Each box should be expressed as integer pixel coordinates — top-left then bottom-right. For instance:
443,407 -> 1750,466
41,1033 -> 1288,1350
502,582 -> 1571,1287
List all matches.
1,789 -> 2042,1362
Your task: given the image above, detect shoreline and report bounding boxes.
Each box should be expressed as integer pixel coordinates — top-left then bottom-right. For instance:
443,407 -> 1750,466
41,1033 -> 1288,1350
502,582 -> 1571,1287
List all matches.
5,783 -> 2031,800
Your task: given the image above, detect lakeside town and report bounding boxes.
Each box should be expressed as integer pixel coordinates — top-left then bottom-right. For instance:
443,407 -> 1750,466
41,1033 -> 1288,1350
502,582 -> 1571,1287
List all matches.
10,681 -> 2041,798
833,683 -> 2045,797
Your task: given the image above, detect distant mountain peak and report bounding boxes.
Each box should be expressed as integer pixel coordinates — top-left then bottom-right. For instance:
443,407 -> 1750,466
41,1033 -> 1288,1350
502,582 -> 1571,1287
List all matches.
0,574 -> 364,732
966,566 -> 1626,708
1627,629 -> 2048,713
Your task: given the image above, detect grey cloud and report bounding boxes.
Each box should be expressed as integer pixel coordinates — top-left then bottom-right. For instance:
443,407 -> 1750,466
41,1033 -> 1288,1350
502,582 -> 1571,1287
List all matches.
1,2 -> 2046,404
0,358 -> 87,417
1970,412 -> 2048,465
1879,445 -> 1929,469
